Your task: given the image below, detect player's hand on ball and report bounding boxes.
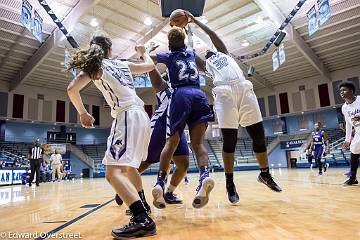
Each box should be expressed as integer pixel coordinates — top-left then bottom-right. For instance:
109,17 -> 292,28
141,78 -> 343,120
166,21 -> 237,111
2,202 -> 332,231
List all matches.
80,112 -> 95,128
342,141 -> 351,149
184,10 -> 195,22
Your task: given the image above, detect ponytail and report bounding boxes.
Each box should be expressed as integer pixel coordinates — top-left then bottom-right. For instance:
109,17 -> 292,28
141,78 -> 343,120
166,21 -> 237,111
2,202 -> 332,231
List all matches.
67,35 -> 112,79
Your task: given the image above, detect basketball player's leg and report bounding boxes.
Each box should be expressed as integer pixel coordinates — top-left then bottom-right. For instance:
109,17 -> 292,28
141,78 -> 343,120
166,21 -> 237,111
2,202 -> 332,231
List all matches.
105,110 -> 155,238
345,135 -> 360,185
221,128 -> 240,203
213,85 -> 240,203
314,147 -> 324,175
245,122 -> 281,192
344,153 -> 359,185
138,162 -> 152,174
165,133 -> 190,204
189,122 -> 215,208
152,132 -> 180,209
187,88 -> 215,208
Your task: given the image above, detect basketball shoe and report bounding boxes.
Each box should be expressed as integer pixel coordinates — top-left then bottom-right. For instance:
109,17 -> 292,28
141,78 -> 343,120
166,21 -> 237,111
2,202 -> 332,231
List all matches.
226,183 -> 240,204
164,192 -> 183,204
192,172 -> 215,208
344,177 -> 358,186
258,172 -> 282,192
112,213 -> 156,239
152,180 -> 166,209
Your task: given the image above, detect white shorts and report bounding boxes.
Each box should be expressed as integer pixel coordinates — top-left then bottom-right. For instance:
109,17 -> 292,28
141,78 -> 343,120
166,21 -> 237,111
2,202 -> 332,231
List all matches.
212,80 -> 262,129
102,107 -> 150,168
350,132 -> 360,154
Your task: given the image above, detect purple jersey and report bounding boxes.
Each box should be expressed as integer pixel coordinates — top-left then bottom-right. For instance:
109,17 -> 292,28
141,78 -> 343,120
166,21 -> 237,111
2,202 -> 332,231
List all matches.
156,49 -> 199,88
312,131 -> 324,148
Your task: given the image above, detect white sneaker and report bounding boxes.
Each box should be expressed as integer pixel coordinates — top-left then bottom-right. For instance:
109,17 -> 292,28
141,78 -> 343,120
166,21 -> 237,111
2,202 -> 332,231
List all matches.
192,176 -> 215,208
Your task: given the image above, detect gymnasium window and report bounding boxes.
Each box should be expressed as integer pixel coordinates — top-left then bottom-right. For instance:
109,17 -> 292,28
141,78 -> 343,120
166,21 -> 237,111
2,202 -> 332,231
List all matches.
279,92 -> 289,114
318,83 -> 330,107
92,105 -> 100,126
56,100 -> 65,122
12,94 -> 24,118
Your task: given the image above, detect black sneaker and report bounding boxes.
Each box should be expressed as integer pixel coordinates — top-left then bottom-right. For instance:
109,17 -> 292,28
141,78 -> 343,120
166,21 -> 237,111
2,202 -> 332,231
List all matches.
164,192 -> 183,204
226,184 -> 240,204
258,173 -> 282,192
111,214 -> 156,239
344,177 -> 358,186
115,194 -> 123,206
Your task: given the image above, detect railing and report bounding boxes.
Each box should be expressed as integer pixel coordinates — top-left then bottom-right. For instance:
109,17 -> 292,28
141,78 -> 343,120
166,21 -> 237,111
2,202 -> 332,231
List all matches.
67,144 -> 94,169
267,136 -> 280,155
330,137 -> 345,149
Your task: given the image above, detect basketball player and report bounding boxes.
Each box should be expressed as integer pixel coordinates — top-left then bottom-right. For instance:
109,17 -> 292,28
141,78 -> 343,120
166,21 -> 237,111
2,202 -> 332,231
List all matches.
305,122 -> 329,175
116,67 -> 190,209
187,12 -> 282,204
67,35 -> 156,239
150,27 -> 215,209
339,81 -> 359,185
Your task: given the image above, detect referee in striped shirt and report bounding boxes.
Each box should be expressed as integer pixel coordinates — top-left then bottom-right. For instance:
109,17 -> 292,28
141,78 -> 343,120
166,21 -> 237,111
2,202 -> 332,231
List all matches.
28,138 -> 44,187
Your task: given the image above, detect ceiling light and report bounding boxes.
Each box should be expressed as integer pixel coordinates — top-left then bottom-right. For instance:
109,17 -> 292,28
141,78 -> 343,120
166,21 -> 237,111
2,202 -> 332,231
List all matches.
242,40 -> 250,47
90,18 -> 99,27
144,17 -> 152,26
256,16 -> 264,24
199,16 -> 208,24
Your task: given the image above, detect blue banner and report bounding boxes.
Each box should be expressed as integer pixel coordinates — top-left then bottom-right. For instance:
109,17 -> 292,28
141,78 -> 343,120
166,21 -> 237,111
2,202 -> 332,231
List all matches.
278,43 -> 286,66
64,50 -> 77,78
32,10 -> 43,43
280,140 -> 307,149
307,5 -> 319,36
20,0 -> 33,33
318,0 -> 331,26
272,50 -> 279,71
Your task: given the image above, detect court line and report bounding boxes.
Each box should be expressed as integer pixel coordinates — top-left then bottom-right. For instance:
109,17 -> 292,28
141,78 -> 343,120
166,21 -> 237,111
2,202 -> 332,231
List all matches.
283,179 -> 348,186
35,198 -> 114,240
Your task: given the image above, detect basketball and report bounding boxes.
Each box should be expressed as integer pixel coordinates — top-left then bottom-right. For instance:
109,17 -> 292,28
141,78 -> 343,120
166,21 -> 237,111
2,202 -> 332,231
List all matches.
169,9 -> 188,28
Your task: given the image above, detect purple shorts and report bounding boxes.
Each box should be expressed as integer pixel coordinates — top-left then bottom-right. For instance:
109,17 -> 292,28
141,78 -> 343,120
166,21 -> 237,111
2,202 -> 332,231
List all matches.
167,86 -> 214,136
145,106 -> 189,164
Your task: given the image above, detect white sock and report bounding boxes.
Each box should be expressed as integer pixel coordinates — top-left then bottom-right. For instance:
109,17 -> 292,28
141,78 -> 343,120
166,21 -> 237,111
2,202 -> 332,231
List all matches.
167,184 -> 176,193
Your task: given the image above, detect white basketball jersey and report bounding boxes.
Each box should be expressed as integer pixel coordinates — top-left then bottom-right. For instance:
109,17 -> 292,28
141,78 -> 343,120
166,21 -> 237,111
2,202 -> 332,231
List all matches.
342,96 -> 360,136
205,51 -> 246,86
93,59 -> 144,118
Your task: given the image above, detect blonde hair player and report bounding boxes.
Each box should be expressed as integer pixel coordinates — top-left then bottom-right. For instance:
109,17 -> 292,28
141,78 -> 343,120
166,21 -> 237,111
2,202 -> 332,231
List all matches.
66,35 -> 156,239
186,11 -> 282,204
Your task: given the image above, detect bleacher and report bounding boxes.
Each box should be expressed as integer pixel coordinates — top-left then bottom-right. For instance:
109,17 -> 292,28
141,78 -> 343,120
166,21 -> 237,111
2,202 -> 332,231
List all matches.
81,144 -> 107,174
207,136 -> 277,168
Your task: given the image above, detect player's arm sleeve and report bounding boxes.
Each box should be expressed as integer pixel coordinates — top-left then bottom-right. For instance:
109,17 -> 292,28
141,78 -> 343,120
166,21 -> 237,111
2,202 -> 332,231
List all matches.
343,107 -> 352,142
155,52 -> 170,65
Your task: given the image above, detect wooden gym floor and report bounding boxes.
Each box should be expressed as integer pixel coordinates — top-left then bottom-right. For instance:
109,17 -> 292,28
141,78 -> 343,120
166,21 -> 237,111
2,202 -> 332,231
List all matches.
0,168 -> 359,240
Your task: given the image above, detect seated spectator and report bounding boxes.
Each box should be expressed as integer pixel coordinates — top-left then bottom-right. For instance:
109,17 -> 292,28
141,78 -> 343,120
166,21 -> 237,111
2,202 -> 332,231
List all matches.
21,168 -> 31,185
62,160 -> 71,180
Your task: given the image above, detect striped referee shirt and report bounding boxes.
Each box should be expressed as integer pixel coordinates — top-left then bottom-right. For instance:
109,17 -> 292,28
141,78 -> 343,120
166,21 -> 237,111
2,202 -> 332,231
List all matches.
29,146 -> 43,160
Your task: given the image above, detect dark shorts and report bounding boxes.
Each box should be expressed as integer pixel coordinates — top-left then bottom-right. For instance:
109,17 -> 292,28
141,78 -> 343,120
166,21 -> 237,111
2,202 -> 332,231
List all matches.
313,146 -> 324,160
167,86 -> 214,136
145,110 -> 189,164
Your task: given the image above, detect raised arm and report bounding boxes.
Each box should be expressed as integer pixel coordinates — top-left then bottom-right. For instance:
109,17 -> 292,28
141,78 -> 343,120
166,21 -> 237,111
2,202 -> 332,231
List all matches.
148,68 -> 168,93
186,11 -> 228,55
67,72 -> 95,128
127,46 -> 155,74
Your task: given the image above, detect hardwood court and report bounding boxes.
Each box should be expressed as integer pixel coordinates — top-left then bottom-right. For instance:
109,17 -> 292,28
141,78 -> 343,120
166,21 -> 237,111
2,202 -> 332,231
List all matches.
0,168 -> 359,240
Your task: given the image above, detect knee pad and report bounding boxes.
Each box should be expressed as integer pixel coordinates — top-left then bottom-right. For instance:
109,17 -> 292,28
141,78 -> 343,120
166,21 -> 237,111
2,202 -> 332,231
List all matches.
221,129 -> 237,153
245,122 -> 267,153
